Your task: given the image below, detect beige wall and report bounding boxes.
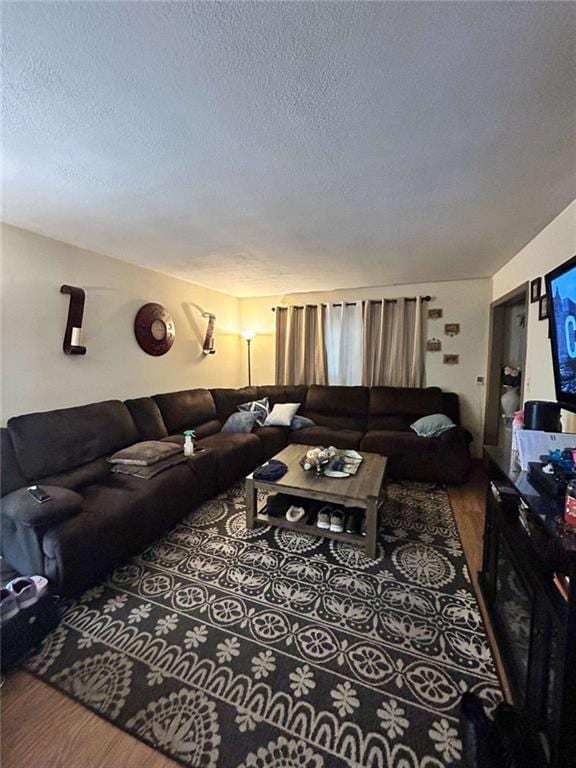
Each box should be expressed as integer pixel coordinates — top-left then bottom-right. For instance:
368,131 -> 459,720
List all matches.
240,279 -> 491,452
6,198 -> 573,438
0,224 -> 242,422
492,200 -> 576,413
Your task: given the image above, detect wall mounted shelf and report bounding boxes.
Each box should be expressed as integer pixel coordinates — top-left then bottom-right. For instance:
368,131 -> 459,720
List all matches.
60,284 -> 87,355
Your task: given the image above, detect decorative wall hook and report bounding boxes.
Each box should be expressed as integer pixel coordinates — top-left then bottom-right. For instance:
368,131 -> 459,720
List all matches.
202,312 -> 216,355
60,285 -> 87,355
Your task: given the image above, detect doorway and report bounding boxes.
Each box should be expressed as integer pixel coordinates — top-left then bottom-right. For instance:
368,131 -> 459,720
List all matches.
484,284 -> 529,446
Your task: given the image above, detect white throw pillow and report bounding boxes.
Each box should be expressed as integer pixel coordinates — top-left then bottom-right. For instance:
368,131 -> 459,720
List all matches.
264,403 -> 301,427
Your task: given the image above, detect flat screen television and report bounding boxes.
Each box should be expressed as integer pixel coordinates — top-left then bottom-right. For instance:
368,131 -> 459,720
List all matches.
546,254 -> 576,413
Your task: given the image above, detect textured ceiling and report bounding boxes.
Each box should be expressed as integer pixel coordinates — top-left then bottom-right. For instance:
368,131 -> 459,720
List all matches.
2,2 -> 575,297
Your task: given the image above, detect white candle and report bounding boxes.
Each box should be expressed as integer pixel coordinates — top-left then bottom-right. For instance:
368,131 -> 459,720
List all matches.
71,327 -> 82,346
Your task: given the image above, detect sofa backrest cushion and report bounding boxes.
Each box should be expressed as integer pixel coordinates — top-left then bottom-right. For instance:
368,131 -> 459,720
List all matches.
256,385 -> 308,407
441,392 -> 461,425
125,397 -> 169,440
368,386 -> 448,430
38,458 -> 112,490
1,428 -> 28,494
301,385 -> 369,431
7,400 -> 139,479
211,387 -> 258,421
153,389 -> 221,438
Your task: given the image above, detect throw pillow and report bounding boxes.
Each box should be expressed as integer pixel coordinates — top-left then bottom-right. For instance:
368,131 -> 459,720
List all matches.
108,440 -> 182,466
222,411 -> 259,433
238,397 -> 270,426
411,413 -> 455,438
290,415 -> 316,431
264,403 -> 300,427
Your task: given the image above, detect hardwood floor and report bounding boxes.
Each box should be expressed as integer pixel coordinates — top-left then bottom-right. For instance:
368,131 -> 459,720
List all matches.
447,463 -> 512,702
1,466 -> 508,768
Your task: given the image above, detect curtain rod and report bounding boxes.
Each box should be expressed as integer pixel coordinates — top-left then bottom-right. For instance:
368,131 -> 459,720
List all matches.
271,296 -> 431,311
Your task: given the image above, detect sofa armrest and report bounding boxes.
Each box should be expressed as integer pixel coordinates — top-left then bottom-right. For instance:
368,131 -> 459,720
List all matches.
1,486 -> 83,528
438,425 -> 473,445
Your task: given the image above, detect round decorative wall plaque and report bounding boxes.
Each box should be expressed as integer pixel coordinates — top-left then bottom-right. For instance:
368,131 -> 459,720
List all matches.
134,303 -> 175,356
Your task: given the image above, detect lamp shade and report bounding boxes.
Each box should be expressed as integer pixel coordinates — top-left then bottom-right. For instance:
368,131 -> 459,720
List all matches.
241,329 -> 256,341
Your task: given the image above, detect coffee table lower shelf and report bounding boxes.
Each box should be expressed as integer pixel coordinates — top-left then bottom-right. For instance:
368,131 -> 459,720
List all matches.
254,512 -> 365,548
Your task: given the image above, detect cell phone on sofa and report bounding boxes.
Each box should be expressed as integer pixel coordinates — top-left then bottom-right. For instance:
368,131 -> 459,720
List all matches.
26,485 -> 52,504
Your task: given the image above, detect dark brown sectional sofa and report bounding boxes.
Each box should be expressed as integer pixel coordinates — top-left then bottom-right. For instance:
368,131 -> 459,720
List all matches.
0,384 -> 472,595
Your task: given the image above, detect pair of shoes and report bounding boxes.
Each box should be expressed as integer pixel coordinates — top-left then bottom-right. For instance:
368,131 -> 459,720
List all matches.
317,506 -> 345,532
0,576 -> 48,625
344,509 -> 364,535
286,505 -> 306,523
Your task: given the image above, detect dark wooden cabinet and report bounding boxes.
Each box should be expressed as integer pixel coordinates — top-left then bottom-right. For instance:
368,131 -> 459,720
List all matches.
481,445 -> 576,768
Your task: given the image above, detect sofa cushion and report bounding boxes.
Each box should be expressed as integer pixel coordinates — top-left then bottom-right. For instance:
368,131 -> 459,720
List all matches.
289,426 -> 363,450
153,389 -> 221,438
441,392 -> 461,425
256,385 -> 308,407
7,401 -> 139,480
253,426 -> 290,459
368,386 -> 445,430
360,430 -> 471,484
38,458 -> 112,491
125,397 -> 169,440
301,385 -> 369,431
211,387 -> 258,421
197,432 -> 262,491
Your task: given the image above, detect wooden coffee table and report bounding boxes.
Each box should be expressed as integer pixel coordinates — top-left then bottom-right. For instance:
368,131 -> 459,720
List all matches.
245,443 -> 388,558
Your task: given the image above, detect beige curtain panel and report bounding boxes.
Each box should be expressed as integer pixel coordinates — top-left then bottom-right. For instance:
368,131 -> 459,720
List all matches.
274,304 -> 328,385
275,298 -> 424,388
362,297 -> 424,387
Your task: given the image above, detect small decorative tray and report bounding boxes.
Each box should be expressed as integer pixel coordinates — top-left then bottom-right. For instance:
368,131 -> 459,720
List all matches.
303,449 -> 363,478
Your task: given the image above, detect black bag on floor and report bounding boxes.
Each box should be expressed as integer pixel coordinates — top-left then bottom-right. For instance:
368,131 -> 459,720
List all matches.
1,592 -> 60,672
460,692 -> 548,768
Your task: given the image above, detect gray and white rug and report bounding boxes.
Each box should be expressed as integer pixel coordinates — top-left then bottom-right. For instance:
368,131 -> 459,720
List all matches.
26,483 -> 501,767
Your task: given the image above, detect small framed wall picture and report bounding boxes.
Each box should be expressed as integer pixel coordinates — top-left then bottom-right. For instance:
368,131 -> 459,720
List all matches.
428,308 -> 443,320
530,277 -> 542,304
444,323 -> 460,336
538,294 -> 549,321
426,338 -> 442,352
443,354 -> 459,365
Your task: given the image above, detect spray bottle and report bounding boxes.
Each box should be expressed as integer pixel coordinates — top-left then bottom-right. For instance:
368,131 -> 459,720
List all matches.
183,429 -> 196,457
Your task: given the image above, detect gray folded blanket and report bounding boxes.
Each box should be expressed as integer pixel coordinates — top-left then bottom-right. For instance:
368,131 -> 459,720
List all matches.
111,453 -> 187,479
108,440 -> 182,466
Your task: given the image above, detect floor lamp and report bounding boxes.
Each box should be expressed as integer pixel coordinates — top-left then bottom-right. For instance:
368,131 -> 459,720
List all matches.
241,329 -> 256,385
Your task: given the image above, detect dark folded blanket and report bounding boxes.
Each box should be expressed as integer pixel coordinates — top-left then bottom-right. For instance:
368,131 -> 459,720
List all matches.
253,459 -> 288,481
111,453 -> 187,479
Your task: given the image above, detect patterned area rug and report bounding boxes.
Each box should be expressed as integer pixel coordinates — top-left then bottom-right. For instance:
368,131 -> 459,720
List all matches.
26,483 -> 500,768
